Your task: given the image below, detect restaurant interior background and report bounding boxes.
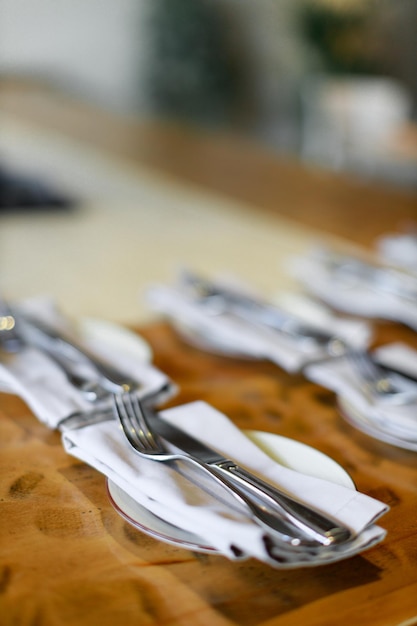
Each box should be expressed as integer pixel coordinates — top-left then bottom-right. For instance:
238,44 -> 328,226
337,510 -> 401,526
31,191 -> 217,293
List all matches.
2,0 -> 417,186
1,0 -> 417,322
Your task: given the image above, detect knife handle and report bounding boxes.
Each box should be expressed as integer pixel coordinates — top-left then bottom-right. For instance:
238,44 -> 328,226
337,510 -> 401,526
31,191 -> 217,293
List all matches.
17,313 -> 138,394
211,460 -> 353,546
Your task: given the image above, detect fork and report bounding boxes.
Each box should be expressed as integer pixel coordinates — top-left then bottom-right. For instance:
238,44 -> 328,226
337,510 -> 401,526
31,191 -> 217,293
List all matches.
0,298 -> 143,401
113,390 -> 353,550
348,350 -> 417,405
2,297 -> 144,396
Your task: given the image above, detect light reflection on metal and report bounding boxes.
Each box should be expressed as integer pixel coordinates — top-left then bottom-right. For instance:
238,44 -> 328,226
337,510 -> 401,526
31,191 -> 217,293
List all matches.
0,315 -> 16,331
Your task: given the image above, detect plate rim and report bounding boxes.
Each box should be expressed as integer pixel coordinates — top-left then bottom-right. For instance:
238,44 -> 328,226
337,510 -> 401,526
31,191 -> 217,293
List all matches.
338,395 -> 417,452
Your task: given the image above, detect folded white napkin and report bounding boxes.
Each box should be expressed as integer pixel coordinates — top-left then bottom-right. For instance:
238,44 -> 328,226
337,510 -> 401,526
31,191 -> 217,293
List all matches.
147,284 -> 371,373
377,232 -> 417,274
290,247 -> 417,331
62,400 -> 388,567
305,349 -> 417,448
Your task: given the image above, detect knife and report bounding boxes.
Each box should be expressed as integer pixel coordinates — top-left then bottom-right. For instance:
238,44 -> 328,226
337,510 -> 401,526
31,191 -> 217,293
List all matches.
138,399 -> 353,548
12,309 -> 140,394
181,271 -> 346,356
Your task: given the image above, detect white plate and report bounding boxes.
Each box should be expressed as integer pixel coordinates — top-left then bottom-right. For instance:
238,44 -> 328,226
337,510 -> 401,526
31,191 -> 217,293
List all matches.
107,430 -> 355,552
338,396 -> 417,452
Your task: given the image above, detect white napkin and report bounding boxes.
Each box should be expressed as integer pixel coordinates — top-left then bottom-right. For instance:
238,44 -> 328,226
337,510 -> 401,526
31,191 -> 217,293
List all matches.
377,232 -> 417,274
374,342 -> 417,380
305,350 -> 417,447
290,247 -> 417,331
62,400 -> 388,567
147,284 -> 371,373
0,297 -> 170,428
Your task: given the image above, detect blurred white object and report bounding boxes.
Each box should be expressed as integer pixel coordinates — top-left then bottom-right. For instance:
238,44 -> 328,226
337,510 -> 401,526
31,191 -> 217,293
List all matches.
147,275 -> 371,373
306,349 -> 417,451
377,232 -> 417,273
300,76 -> 413,177
290,246 -> 417,330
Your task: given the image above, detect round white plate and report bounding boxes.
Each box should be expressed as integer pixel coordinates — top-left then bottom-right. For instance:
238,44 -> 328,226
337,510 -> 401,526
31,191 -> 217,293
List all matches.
338,396 -> 417,452
107,430 -> 355,552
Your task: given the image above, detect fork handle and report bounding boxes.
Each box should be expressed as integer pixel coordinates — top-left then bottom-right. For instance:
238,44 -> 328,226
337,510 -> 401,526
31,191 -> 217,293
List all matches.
174,453 -> 352,548
211,460 -> 352,546
171,454 -> 323,549
17,313 -> 137,393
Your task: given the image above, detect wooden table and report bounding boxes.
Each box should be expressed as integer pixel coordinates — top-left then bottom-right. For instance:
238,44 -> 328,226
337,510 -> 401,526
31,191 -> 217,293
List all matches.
1,79 -> 417,626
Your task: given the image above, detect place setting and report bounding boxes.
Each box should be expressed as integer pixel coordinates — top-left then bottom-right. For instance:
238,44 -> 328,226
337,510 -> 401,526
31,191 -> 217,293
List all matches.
146,269 -> 373,372
0,294 -> 389,568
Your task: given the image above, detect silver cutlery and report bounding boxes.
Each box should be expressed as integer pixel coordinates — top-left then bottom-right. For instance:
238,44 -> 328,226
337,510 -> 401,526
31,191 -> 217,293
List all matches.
0,299 -> 150,401
319,250 -> 417,302
348,350 -> 417,406
10,308 -> 141,395
180,270 -> 347,356
0,302 -> 112,400
112,390 -> 354,550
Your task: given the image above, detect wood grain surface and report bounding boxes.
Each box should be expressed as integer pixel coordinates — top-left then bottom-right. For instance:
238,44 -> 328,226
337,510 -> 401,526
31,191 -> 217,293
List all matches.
1,317 -> 417,626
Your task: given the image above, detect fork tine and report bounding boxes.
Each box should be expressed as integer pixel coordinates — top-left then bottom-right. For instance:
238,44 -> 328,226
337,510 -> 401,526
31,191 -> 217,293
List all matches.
113,392 -> 162,453
126,393 -> 157,451
113,394 -> 145,451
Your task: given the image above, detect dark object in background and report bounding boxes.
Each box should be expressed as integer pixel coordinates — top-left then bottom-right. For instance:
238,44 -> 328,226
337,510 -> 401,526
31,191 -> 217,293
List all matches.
143,0 -> 252,128
0,164 -> 77,211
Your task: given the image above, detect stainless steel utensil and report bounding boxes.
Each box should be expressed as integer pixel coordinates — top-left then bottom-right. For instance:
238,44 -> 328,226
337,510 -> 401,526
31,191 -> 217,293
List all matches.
112,390 -> 353,550
349,350 -> 417,406
181,270 -> 346,356
13,310 -> 140,394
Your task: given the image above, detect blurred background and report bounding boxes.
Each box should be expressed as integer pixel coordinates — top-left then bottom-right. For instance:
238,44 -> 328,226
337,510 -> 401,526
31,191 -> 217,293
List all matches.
1,0 -> 417,190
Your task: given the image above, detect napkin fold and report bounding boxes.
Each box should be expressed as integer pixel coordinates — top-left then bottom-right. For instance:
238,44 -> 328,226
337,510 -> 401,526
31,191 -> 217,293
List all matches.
305,347 -> 417,449
147,283 -> 371,373
290,247 -> 417,331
